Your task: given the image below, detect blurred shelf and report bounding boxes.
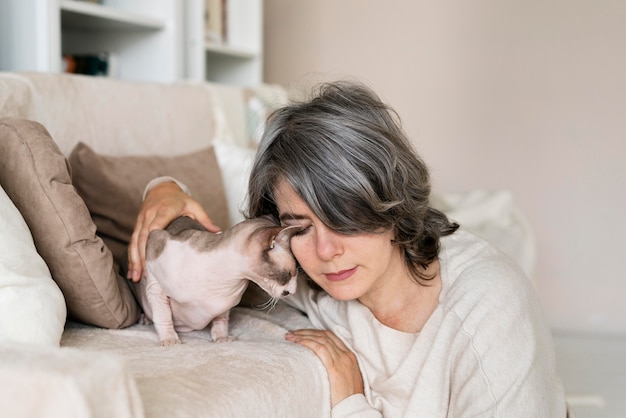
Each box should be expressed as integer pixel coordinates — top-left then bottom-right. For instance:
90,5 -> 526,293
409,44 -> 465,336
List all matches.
60,0 -> 164,31
205,42 -> 258,59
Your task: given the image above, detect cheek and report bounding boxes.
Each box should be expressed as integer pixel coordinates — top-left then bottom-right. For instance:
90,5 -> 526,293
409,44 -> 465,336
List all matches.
290,238 -> 312,269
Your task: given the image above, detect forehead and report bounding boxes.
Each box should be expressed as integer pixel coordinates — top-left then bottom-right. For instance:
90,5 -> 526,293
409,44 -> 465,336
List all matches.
273,179 -> 312,219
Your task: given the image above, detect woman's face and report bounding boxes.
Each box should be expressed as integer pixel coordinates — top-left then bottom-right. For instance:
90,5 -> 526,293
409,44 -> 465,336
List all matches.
273,179 -> 406,302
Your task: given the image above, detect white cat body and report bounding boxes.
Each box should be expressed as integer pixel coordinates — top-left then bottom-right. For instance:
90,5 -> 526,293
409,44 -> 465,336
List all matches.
135,216 -> 300,346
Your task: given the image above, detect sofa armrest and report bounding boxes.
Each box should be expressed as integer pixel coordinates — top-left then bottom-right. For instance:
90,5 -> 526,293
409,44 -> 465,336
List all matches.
0,343 -> 144,418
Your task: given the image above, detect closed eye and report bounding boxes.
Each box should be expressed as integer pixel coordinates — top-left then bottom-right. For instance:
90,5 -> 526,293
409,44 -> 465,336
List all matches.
294,225 -> 311,236
279,213 -> 312,236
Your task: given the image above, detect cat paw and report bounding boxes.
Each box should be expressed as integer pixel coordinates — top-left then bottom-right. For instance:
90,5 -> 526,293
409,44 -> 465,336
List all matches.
160,337 -> 181,346
138,313 -> 153,325
213,336 -> 235,343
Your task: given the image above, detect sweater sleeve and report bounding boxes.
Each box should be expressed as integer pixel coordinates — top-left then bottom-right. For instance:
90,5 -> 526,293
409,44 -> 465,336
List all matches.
331,394 -> 382,418
444,260 -> 566,416
142,176 -> 191,200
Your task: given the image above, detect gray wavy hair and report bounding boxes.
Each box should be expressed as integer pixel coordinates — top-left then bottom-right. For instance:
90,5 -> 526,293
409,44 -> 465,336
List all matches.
246,81 -> 458,283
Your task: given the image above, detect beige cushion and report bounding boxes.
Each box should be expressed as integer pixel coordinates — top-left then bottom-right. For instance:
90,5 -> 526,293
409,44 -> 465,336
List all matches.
0,118 -> 140,328
68,142 -> 230,266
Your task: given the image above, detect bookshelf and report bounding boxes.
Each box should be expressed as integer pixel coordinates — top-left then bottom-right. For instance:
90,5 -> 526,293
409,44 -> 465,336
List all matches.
60,1 -> 165,31
187,0 -> 263,85
0,0 -> 263,85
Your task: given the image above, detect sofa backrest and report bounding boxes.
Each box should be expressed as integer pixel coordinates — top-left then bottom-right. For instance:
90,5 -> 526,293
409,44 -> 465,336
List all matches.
0,72 -> 234,157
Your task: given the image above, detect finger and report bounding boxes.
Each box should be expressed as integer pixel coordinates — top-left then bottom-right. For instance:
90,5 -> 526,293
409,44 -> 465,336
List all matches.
128,206 -> 166,282
288,335 -> 336,364
137,211 -> 171,271
286,330 -> 351,363
287,329 -> 349,352
185,201 -> 221,233
127,217 -> 145,281
286,329 -> 335,342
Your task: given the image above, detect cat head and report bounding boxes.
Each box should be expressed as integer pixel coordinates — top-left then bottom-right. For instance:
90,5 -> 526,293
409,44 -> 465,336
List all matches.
247,219 -> 302,299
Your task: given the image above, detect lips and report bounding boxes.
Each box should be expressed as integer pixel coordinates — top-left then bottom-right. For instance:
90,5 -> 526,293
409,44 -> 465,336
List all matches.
325,266 -> 357,282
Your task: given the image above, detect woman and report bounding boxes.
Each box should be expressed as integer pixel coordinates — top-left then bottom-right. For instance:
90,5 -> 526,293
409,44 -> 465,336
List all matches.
127,81 -> 567,416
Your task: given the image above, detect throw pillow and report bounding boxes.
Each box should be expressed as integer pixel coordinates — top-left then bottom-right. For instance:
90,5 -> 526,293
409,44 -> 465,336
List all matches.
68,142 -> 230,266
213,140 -> 257,225
0,118 -> 140,328
0,183 -> 67,346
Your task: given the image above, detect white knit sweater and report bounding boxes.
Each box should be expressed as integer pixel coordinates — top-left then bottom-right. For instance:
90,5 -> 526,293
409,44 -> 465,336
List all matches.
285,230 -> 567,417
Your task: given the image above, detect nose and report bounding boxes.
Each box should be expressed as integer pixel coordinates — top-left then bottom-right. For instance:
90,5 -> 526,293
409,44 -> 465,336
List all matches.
283,275 -> 298,296
315,224 -> 343,261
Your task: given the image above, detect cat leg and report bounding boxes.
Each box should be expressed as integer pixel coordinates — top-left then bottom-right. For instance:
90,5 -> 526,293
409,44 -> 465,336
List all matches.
210,310 -> 234,343
144,277 -> 180,346
137,313 -> 153,325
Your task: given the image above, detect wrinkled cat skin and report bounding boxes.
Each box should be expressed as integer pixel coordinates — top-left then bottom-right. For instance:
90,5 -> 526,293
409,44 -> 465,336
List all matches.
134,215 -> 300,346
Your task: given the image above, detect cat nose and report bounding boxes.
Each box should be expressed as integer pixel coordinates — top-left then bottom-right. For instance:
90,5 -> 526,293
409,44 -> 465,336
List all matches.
282,290 -> 290,296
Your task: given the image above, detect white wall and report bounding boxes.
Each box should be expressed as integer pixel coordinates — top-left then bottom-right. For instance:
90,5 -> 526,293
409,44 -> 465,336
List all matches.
264,0 -> 626,335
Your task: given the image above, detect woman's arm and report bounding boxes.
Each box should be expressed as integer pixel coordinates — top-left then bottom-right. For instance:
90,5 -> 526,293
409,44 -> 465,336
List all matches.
126,179 -> 220,282
282,280 -> 381,416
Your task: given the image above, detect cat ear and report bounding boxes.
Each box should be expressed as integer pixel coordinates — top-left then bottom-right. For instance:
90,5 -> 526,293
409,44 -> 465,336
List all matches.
270,225 -> 302,250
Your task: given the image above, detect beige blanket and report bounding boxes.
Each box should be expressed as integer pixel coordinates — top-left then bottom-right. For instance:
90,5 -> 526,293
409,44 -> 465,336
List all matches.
1,304 -> 330,418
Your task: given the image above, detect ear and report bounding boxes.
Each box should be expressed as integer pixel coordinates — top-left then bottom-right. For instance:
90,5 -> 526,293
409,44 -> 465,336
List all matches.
269,225 -> 302,250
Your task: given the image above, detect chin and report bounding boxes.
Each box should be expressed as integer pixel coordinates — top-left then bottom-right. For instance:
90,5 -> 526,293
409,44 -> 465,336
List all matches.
321,283 -> 361,301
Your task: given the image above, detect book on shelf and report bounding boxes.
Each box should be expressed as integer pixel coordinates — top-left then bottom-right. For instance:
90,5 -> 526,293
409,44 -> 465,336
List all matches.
62,52 -> 119,77
205,0 -> 227,44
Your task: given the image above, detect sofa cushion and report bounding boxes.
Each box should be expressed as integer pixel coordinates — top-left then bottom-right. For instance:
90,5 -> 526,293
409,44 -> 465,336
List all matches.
0,118 -> 140,329
213,83 -> 289,148
0,183 -> 67,346
213,140 -> 258,225
68,142 -> 230,265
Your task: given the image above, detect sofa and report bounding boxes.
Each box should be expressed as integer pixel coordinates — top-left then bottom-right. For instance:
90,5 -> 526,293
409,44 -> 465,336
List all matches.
0,72 -> 536,417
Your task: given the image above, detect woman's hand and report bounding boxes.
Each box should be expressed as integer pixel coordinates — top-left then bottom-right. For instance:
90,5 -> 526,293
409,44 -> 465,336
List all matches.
126,181 -> 221,282
286,329 -> 364,407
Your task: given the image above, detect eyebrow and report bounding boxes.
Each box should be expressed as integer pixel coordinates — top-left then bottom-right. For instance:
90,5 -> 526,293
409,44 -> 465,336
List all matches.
278,213 -> 310,222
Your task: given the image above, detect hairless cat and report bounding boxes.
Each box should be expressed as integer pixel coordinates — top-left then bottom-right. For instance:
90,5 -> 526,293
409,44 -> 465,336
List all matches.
134,215 -> 301,346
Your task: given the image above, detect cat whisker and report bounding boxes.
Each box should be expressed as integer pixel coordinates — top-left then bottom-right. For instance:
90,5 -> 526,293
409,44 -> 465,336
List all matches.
253,296 -> 280,312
